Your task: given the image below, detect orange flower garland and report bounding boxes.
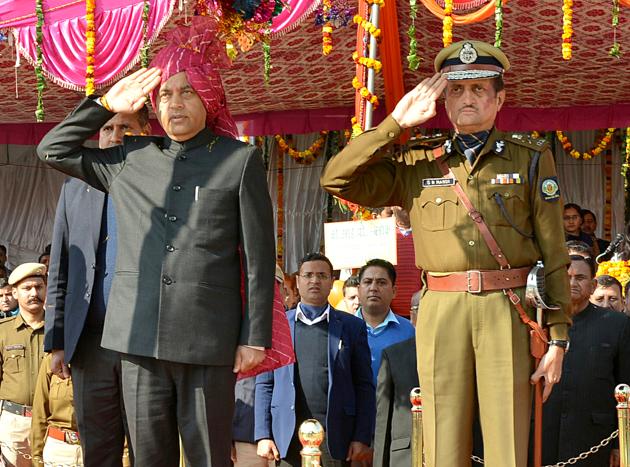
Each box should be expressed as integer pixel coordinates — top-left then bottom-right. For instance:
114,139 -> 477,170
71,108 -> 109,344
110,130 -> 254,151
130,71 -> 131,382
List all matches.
275,131 -> 328,164
353,15 -> 381,39
352,77 -> 379,108
352,51 -> 382,73
322,0 -> 333,55
443,0 -> 453,47
85,0 -> 96,95
561,0 -> 573,60
556,128 -> 616,160
597,261 -> 630,293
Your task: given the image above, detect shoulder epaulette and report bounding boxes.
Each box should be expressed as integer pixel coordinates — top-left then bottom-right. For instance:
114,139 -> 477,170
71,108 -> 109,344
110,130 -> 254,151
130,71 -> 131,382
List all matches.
504,133 -> 549,151
405,134 -> 448,150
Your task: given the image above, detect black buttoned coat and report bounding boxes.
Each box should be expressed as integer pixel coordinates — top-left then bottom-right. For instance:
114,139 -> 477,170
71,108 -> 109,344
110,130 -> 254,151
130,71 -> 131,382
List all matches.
37,98 -> 275,366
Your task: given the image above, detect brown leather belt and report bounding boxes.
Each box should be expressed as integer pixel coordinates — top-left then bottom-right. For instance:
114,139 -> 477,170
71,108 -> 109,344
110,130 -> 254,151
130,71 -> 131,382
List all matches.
47,426 -> 81,445
1,400 -> 32,417
426,266 -> 530,293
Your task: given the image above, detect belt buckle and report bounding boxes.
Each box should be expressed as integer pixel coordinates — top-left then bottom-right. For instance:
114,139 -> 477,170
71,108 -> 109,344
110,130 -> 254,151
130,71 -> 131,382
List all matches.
66,431 -> 79,444
467,270 -> 482,294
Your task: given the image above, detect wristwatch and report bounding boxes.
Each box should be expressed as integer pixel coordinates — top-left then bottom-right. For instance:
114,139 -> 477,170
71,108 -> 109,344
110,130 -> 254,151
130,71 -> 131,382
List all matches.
549,339 -> 570,352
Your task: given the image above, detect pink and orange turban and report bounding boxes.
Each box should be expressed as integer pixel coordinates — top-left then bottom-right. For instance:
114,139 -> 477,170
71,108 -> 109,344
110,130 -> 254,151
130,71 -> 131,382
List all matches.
149,17 -> 238,138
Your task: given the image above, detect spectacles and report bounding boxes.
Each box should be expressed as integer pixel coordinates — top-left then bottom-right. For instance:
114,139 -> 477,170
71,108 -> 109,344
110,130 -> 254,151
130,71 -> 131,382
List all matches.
299,272 -> 331,281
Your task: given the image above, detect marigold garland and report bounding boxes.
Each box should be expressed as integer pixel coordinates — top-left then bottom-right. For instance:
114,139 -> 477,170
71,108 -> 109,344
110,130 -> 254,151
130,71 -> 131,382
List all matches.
335,197 -> 374,220
622,127 -> 630,187
322,0 -> 333,55
351,0 -> 383,135
442,0 -> 453,47
561,0 -> 573,60
352,52 -> 382,72
275,131 -> 328,164
556,128 -> 616,160
352,76 -> 379,107
353,15 -> 381,38
34,0 -> 45,122
351,117 -> 363,138
597,260 -> 630,293
85,0 -> 96,96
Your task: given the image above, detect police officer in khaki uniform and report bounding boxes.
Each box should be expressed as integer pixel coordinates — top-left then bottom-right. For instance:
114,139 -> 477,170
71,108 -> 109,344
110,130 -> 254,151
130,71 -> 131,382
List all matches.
321,41 -> 570,467
0,263 -> 47,467
30,352 -> 82,466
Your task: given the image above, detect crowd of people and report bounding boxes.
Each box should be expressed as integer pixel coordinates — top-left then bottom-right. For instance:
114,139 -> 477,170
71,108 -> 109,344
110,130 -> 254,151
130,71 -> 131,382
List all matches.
1,213 -> 628,467
0,21 -> 628,467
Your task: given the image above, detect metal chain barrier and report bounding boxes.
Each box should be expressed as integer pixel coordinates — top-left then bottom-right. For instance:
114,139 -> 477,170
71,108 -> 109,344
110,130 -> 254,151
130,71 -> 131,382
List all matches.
469,430 -> 619,467
1,439 -> 83,466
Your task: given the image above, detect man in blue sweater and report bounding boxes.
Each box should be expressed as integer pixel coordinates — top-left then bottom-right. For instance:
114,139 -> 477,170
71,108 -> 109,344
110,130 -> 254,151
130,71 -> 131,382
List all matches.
355,259 -> 416,384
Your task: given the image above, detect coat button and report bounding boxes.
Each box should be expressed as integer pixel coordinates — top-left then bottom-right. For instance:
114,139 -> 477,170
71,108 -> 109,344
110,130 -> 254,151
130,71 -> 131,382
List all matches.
387,131 -> 396,138
467,175 -> 474,181
162,275 -> 172,285
168,216 -> 177,222
468,240 -> 475,246
435,197 -> 442,204
166,245 -> 175,252
172,185 -> 181,191
177,154 -> 187,161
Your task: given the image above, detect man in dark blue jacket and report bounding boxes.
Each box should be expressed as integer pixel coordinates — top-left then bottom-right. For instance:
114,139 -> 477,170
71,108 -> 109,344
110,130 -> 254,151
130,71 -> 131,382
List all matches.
45,108 -> 150,467
255,253 -> 375,466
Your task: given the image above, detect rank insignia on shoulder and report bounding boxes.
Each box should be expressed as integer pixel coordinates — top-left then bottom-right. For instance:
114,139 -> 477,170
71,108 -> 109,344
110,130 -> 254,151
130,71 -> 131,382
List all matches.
444,139 -> 453,154
494,140 -> 505,154
422,177 -> 455,187
540,176 -> 561,202
406,134 -> 447,149
491,173 -> 522,185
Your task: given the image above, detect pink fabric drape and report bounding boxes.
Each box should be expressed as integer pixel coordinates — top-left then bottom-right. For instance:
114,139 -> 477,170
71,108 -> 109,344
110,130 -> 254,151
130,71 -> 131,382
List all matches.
271,0 -> 319,35
9,0 -> 174,91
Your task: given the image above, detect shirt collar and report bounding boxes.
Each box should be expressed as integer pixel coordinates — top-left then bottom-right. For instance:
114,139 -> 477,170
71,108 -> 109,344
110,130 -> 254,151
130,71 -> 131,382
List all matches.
163,128 -> 218,153
295,303 -> 330,326
355,308 -> 399,334
15,310 -> 44,330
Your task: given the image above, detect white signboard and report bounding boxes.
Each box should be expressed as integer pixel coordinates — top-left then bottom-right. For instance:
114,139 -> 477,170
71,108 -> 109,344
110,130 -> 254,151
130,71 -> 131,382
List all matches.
324,217 -> 397,270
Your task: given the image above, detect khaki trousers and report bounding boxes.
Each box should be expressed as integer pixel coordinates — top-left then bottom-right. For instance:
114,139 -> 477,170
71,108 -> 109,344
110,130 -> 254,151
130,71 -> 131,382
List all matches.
42,436 -> 83,466
417,290 -> 534,467
0,410 -> 31,467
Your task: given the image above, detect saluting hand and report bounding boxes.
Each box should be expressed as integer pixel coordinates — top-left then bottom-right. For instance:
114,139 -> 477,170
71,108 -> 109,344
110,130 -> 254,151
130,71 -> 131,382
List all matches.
103,68 -> 162,114
391,73 -> 447,129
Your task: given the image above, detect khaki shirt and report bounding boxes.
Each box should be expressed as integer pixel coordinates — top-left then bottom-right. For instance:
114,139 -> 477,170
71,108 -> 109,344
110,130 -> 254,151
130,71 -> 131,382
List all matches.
30,353 -> 78,464
321,116 -> 571,339
0,312 -> 45,405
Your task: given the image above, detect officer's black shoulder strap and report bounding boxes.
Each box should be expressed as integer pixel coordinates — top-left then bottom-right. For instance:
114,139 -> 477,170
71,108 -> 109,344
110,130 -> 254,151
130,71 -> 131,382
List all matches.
503,132 -> 548,206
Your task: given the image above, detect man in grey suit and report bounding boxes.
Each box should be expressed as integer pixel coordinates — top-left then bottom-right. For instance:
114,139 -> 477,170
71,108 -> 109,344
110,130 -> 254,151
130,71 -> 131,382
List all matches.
37,20 -> 275,467
373,293 -> 419,467
45,108 -> 150,466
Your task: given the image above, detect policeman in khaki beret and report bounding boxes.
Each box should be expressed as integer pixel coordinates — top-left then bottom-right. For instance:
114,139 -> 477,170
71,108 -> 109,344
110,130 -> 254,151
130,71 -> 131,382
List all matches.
0,263 -> 47,467
321,40 -> 570,467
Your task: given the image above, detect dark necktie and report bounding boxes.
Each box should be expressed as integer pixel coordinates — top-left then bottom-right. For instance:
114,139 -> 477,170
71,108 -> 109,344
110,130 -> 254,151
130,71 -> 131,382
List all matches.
455,130 -> 491,165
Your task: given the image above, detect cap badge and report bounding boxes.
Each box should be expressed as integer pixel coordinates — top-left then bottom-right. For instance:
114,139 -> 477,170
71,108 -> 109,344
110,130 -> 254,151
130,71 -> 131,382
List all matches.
459,43 -> 478,64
